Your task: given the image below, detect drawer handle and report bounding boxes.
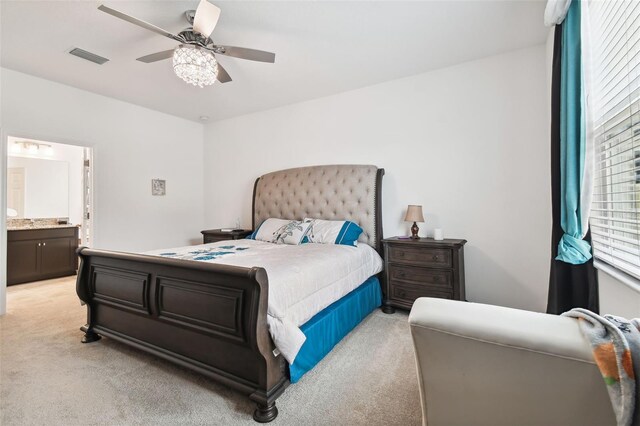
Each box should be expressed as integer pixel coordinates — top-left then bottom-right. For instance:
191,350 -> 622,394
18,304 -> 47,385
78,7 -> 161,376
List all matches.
433,276 -> 440,283
398,290 -> 406,298
398,252 -> 405,257
432,255 -> 439,261
398,271 -> 406,278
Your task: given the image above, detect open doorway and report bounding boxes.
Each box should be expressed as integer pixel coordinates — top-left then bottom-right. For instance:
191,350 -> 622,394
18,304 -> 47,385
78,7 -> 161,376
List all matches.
6,136 -> 93,287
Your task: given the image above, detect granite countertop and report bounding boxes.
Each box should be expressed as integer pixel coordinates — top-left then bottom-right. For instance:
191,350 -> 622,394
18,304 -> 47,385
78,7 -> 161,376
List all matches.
8,224 -> 80,231
7,217 -> 80,231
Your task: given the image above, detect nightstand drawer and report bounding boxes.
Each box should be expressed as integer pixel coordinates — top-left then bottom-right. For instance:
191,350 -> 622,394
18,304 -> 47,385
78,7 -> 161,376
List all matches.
204,236 -> 225,244
388,264 -> 452,289
388,246 -> 452,267
390,281 -> 453,304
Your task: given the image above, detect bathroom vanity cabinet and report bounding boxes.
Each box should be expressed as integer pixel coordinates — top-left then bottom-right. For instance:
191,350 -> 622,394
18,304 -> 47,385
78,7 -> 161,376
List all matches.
7,226 -> 79,285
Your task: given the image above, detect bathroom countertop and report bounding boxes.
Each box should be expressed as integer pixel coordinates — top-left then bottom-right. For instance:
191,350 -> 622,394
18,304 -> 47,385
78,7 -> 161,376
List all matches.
7,224 -> 80,231
7,217 -> 79,231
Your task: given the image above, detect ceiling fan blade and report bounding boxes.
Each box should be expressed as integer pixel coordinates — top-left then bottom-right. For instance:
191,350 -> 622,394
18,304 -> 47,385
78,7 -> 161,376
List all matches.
216,62 -> 232,83
136,49 -> 175,63
98,5 -> 180,42
193,0 -> 221,39
216,46 -> 275,63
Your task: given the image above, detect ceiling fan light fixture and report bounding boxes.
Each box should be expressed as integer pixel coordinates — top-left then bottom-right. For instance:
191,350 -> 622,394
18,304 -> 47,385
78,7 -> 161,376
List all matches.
172,45 -> 218,88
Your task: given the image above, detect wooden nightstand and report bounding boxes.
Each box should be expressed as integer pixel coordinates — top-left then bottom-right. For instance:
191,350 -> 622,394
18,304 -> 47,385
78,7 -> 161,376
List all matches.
382,237 -> 467,313
201,229 -> 253,244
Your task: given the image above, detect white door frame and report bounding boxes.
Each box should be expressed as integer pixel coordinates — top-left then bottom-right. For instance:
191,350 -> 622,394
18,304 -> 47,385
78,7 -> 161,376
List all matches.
1,129 -> 96,315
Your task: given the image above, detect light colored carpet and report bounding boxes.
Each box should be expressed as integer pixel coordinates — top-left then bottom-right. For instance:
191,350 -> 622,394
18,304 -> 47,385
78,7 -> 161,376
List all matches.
1,277 -> 421,425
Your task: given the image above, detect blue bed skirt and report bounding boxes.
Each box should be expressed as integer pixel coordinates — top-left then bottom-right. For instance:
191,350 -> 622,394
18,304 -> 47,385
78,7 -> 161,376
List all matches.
289,275 -> 382,383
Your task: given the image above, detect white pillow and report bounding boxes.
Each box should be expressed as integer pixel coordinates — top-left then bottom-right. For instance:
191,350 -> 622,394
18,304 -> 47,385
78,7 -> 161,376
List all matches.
250,218 -> 311,245
303,218 -> 363,247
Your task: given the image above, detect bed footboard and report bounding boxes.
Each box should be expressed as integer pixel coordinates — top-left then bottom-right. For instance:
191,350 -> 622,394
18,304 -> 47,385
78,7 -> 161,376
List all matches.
76,247 -> 288,422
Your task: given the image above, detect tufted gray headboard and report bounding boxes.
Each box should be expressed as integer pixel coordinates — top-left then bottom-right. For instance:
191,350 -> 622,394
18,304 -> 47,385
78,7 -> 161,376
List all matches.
252,165 -> 384,252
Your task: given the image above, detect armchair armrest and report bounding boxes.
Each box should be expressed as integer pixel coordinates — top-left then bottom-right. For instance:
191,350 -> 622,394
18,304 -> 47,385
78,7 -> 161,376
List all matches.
409,297 -> 594,362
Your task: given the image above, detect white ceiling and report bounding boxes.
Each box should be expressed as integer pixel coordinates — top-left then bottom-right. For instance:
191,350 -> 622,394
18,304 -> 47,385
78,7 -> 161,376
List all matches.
1,1 -> 548,122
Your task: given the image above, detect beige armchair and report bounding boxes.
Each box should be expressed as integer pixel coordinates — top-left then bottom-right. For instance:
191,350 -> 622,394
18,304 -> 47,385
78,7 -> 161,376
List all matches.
408,297 -> 616,426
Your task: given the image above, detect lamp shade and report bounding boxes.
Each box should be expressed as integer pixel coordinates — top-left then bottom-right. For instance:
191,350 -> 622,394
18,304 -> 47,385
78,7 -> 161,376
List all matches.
404,205 -> 424,222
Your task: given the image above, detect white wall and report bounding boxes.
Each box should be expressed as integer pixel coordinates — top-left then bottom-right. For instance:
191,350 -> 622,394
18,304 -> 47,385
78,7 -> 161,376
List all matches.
203,44 -> 551,312
1,68 -> 205,251
1,68 -> 205,314
599,271 -> 640,318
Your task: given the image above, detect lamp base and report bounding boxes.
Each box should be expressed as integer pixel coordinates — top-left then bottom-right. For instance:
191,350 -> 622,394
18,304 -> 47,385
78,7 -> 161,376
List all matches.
410,222 -> 420,239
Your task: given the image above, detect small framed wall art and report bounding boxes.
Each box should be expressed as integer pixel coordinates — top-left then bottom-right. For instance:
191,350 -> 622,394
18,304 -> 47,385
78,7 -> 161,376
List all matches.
151,179 -> 166,196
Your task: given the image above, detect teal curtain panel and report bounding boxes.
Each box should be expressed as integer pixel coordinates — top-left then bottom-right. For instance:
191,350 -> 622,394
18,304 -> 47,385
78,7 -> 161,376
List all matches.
555,0 -> 592,265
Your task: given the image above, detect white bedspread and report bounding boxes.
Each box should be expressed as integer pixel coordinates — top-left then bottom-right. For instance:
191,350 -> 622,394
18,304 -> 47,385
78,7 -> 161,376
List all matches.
145,240 -> 383,363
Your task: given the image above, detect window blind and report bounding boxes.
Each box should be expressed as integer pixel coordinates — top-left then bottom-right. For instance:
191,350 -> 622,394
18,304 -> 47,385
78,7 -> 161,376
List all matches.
589,0 -> 640,279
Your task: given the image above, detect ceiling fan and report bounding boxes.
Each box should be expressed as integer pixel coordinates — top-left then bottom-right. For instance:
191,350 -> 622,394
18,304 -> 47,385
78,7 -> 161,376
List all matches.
98,0 -> 276,87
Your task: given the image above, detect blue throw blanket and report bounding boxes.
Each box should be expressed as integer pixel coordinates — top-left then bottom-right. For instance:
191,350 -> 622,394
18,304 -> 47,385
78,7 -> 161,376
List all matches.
157,244 -> 249,262
563,309 -> 640,426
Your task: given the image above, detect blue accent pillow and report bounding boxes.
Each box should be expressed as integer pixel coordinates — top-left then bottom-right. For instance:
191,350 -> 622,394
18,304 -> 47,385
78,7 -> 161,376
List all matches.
335,221 -> 363,246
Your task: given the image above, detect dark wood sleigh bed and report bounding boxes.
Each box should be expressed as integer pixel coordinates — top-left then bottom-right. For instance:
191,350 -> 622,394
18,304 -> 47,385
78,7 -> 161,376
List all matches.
76,164 -> 384,422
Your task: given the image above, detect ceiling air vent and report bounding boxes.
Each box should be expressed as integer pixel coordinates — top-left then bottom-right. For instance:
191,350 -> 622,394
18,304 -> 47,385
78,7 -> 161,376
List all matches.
69,48 -> 109,65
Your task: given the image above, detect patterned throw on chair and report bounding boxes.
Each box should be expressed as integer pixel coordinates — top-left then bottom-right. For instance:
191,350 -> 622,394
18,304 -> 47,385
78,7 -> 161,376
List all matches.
563,309 -> 640,426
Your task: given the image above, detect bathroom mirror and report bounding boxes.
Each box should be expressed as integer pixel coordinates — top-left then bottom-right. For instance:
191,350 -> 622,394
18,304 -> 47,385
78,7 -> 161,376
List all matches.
7,156 -> 69,219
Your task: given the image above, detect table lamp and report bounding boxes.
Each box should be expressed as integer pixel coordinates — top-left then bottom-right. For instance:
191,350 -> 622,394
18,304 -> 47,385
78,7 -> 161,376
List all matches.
405,205 -> 424,239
